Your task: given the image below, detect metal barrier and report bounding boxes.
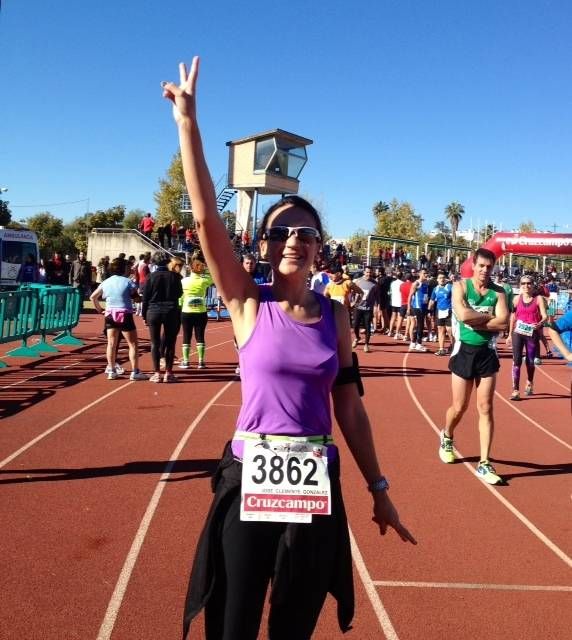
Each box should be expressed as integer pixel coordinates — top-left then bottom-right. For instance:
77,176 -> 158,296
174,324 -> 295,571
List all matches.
0,289 -> 41,366
206,285 -> 229,321
0,285 -> 84,365
26,284 -> 84,348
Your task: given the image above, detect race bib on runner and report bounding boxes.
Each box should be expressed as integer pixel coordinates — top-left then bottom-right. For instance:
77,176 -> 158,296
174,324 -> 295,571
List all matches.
438,309 -> 450,319
515,320 -> 534,336
240,439 -> 331,523
331,295 -> 345,305
186,296 -> 203,308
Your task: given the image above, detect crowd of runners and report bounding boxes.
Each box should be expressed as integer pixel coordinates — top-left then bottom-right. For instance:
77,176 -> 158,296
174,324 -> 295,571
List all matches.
6,55 -> 570,640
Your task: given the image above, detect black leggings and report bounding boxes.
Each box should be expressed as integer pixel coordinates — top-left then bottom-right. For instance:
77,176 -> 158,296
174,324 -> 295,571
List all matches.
205,492 -> 336,640
146,308 -> 180,371
181,312 -> 208,344
353,308 -> 372,343
413,307 -> 427,343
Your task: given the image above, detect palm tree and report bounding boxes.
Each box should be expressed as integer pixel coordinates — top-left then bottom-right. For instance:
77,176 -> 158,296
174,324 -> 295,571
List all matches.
444,201 -> 465,244
372,200 -> 390,220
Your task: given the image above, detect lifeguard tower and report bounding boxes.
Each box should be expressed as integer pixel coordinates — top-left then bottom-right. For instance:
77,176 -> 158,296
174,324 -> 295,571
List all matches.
226,129 -> 313,239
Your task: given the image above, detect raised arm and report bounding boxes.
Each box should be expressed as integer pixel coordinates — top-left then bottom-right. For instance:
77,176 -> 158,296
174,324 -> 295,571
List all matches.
162,59 -> 257,316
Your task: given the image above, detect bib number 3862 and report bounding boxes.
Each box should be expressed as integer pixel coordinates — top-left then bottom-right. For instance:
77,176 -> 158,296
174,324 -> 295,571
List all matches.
240,440 -> 331,523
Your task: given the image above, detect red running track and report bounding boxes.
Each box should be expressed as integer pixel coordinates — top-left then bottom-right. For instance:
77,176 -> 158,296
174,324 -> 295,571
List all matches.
0,313 -> 570,639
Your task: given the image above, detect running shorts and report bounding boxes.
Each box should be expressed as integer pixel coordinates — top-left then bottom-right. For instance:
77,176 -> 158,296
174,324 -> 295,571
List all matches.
436,311 -> 452,327
104,312 -> 136,332
391,306 -> 400,314
449,342 -> 499,379
399,304 -> 408,318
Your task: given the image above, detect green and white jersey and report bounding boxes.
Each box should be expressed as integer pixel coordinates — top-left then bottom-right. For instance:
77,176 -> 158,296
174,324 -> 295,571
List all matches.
180,272 -> 213,314
454,278 -> 499,348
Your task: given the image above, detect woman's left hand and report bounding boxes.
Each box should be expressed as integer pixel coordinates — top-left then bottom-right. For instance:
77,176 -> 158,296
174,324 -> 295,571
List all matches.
372,492 -> 417,544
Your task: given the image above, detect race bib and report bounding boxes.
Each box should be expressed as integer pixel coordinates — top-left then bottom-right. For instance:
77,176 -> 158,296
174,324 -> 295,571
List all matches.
186,296 -> 203,308
241,439 -> 331,523
331,295 -> 345,305
515,320 -> 534,337
438,309 -> 450,319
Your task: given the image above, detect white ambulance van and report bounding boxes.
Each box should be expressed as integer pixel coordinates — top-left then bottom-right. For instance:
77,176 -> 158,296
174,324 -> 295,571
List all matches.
0,227 -> 40,289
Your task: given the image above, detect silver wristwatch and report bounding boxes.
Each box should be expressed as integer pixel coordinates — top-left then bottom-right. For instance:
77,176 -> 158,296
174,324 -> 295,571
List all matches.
368,476 -> 390,492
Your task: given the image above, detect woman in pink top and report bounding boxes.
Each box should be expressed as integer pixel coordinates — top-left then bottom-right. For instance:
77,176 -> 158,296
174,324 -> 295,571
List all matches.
162,58 -> 415,640
506,277 -> 547,400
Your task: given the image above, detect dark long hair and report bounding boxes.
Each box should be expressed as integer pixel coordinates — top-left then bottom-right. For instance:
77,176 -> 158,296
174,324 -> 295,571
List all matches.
257,196 -> 323,241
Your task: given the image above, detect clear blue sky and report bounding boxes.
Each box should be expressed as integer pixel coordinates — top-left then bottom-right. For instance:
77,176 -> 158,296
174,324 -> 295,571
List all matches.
1,0 -> 570,237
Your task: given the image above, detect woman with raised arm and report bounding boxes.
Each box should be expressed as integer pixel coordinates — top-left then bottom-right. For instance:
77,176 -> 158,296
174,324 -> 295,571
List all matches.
162,58 -> 416,640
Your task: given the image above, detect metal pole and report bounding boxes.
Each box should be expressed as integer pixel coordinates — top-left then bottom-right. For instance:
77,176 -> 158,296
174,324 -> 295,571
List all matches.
367,236 -> 371,267
252,189 -> 259,249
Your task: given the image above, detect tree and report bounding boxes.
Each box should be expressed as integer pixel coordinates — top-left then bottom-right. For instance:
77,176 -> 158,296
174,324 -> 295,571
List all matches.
348,228 -> 371,257
444,201 -> 465,244
519,220 -> 536,233
221,210 -> 236,235
123,208 -> 146,230
154,151 -> 187,227
373,199 -> 423,239
372,201 -> 390,221
89,205 -> 125,228
0,198 -> 11,226
26,212 -> 71,257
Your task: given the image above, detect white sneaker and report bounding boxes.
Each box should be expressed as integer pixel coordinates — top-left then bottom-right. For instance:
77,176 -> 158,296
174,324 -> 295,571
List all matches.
105,365 -> 124,376
415,343 -> 427,352
107,370 -> 118,380
409,342 -> 416,351
130,371 -> 148,381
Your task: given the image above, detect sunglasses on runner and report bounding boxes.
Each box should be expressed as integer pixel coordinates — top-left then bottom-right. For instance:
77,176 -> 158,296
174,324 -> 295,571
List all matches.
263,226 -> 321,243
520,281 -> 532,285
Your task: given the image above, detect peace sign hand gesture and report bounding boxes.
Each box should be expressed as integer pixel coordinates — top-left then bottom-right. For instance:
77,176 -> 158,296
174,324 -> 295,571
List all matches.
161,57 -> 200,126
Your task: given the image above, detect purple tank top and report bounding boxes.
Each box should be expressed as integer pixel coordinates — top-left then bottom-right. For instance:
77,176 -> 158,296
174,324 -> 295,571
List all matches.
515,295 -> 541,325
232,285 -> 338,457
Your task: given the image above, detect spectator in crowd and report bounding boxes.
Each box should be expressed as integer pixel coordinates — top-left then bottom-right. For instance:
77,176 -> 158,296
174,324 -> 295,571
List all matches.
139,212 -> 155,238
90,258 -> 147,381
242,253 -> 266,284
309,261 -> 329,295
157,223 -> 167,248
17,253 -> 39,283
46,252 -> 69,285
170,220 -> 178,248
96,257 -> 108,285
142,251 -> 183,383
69,250 -> 93,302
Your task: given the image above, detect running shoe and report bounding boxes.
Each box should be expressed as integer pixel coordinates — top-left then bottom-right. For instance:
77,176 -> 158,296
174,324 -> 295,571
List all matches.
409,342 -> 416,351
533,357 -> 542,365
476,461 -> 503,485
509,390 -> 520,401
107,369 -> 118,380
178,361 -> 190,369
525,383 -> 533,396
197,362 -> 206,369
438,430 -> 456,464
149,372 -> 162,383
105,365 -> 125,376
415,343 -> 427,352
435,349 -> 446,356
163,372 -> 177,383
130,371 -> 148,381
352,338 -> 359,348
363,344 -> 370,353
393,333 -> 401,340
235,366 -> 240,376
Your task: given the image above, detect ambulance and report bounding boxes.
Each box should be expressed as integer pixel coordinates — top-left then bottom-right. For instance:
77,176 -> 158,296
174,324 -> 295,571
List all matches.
0,227 -> 40,289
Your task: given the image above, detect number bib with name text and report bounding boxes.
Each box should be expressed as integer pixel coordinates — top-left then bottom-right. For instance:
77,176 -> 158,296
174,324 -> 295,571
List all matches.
240,439 -> 331,523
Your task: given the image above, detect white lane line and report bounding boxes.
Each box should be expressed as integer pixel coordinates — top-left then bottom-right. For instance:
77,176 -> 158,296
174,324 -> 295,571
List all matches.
212,403 -> 241,407
96,379 -> 235,640
373,581 -> 572,592
349,527 -> 400,640
0,382 -> 133,469
494,391 -> 572,450
0,359 -> 93,390
402,353 -> 572,570
535,364 -> 570,392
